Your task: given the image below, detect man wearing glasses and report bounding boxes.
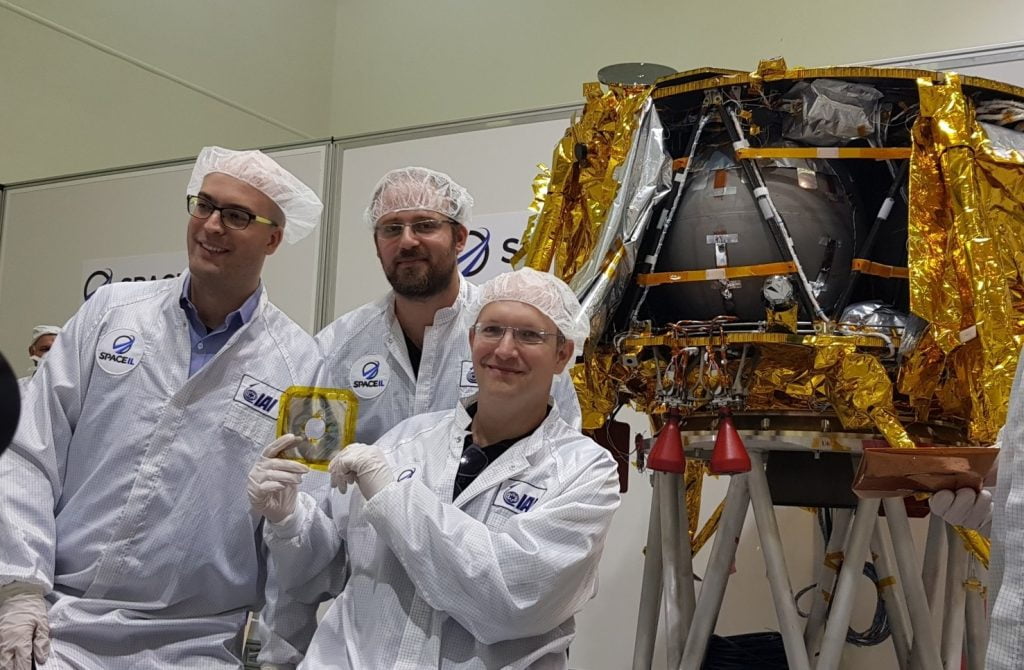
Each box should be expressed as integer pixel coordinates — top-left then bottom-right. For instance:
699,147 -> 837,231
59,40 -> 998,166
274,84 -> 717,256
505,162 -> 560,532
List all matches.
316,166 -> 580,444
0,146 -> 323,669
250,267 -> 620,668
253,166 -> 582,666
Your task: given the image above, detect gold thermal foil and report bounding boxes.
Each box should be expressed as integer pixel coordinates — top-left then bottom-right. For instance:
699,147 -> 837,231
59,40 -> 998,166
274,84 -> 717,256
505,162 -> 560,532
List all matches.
571,348 -> 620,431
745,344 -> 817,410
909,73 -> 1024,442
684,460 -> 705,541
516,166 -> 552,263
897,330 -> 945,421
512,82 -> 651,284
766,304 -> 799,333
811,337 -> 915,449
691,500 -> 724,557
957,527 -> 991,570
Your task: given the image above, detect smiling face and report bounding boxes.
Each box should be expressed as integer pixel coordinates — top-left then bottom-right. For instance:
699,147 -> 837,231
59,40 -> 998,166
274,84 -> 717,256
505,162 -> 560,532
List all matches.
374,208 -> 467,299
469,300 -> 574,406
186,172 -> 284,292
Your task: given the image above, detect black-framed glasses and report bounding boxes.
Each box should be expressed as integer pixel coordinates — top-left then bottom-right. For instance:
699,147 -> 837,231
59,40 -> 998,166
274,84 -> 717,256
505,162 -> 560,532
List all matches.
454,444 -> 489,497
472,323 -> 562,346
187,195 -> 278,230
374,218 -> 456,240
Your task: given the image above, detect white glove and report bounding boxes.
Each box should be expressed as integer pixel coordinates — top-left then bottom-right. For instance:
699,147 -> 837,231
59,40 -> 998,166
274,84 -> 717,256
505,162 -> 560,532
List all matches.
0,588 -> 49,670
929,487 -> 993,530
248,435 -> 309,524
328,443 -> 394,499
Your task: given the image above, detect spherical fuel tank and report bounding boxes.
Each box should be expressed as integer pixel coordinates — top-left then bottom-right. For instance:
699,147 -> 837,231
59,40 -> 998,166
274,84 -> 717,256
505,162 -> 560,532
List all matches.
650,149 -> 863,322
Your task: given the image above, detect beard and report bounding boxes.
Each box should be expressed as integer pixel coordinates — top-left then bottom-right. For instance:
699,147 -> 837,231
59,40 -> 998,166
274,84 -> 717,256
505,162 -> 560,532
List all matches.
384,244 -> 458,299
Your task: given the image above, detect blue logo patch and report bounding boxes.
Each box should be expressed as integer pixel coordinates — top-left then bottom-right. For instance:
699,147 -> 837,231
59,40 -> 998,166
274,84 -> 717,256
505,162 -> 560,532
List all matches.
398,468 -> 416,482
233,375 -> 284,419
494,478 -> 547,515
362,361 -> 380,380
112,335 -> 135,355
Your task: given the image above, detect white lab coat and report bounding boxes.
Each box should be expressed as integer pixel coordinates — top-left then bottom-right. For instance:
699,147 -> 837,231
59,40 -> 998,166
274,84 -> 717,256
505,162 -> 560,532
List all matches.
257,276 -> 586,665
314,276 -> 582,443
987,348 -> 1024,669
266,398 -> 620,669
0,273 -> 322,669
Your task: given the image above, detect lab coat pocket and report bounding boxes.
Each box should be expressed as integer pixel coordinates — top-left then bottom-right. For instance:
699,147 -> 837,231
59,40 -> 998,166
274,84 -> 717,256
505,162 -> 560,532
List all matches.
222,401 -> 278,448
481,501 -> 516,533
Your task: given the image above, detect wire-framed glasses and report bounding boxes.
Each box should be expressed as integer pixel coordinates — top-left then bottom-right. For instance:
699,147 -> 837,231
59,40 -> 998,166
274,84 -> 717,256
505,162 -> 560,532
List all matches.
472,323 -> 561,346
187,195 -> 277,230
374,219 -> 456,240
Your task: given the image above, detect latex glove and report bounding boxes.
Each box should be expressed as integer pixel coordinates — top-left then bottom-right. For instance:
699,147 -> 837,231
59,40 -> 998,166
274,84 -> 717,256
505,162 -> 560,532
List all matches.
248,435 -> 309,524
929,487 -> 993,530
0,588 -> 49,670
329,443 -> 393,499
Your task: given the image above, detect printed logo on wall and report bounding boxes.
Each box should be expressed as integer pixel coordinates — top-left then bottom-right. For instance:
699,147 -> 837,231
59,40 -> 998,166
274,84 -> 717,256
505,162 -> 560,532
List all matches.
82,252 -> 186,301
456,212 -> 527,283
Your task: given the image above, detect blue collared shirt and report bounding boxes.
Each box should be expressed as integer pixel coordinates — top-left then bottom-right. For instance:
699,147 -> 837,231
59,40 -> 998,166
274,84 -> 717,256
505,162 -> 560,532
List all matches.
179,277 -> 262,376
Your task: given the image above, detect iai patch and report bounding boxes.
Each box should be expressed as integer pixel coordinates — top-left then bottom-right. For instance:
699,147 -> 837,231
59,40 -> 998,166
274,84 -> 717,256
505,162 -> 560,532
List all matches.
459,360 -> 478,388
493,478 -> 547,514
95,328 -> 144,375
234,374 -> 283,419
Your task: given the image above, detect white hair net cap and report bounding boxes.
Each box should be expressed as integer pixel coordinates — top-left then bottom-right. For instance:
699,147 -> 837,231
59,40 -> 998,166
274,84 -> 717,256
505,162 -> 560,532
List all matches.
365,166 -> 473,228
31,325 -> 61,343
187,146 -> 323,245
470,267 -> 589,349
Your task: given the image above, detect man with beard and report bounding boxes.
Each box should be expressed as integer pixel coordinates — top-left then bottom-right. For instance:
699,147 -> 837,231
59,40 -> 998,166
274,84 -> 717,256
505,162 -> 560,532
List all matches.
315,166 -> 579,442
254,166 -> 581,667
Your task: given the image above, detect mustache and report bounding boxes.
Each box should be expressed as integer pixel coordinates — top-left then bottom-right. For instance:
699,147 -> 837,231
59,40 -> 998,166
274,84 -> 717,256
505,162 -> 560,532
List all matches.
396,250 -> 428,261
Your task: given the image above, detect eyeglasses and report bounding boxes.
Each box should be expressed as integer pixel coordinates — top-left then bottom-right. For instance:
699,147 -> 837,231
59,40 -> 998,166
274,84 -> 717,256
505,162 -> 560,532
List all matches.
374,219 -> 456,240
472,323 -> 562,346
187,195 -> 278,230
454,444 -> 489,498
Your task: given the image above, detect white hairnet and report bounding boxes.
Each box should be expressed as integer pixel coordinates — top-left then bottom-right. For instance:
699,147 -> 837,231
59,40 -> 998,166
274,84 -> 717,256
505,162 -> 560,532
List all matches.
31,325 -> 61,343
187,146 -> 323,245
470,268 -> 589,349
365,166 -> 473,228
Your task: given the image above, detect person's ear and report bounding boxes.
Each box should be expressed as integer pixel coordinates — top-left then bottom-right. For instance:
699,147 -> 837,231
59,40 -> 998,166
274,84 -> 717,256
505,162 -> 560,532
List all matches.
553,339 -> 574,373
453,224 -> 469,253
265,227 -> 284,255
